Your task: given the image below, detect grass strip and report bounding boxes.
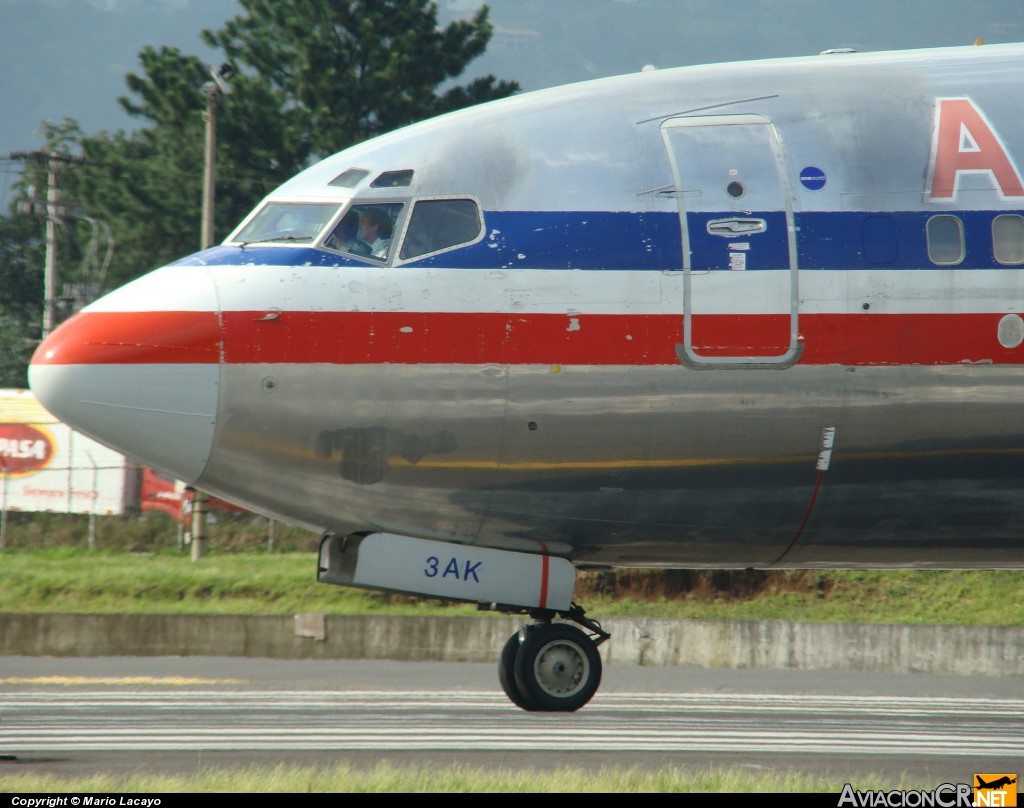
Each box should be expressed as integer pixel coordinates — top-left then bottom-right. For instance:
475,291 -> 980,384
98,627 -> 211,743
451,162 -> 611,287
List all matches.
0,547 -> 1021,623
0,762 -> 928,793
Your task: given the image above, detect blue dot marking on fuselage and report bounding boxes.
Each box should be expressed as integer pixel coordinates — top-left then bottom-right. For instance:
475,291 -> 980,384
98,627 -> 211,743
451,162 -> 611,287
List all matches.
800,167 -> 827,190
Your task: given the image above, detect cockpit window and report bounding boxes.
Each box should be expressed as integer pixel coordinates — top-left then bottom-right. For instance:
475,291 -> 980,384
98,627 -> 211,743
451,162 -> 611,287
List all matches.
399,199 -> 482,260
371,169 -> 414,188
232,202 -> 340,245
329,168 -> 370,188
323,202 -> 403,262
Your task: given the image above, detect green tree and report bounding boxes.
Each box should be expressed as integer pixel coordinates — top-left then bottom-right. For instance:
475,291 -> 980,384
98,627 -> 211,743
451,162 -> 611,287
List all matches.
72,1 -> 518,286
0,211 -> 43,388
1,0 -> 518,378
71,46 -> 306,288
204,0 -> 518,155
0,121 -> 100,387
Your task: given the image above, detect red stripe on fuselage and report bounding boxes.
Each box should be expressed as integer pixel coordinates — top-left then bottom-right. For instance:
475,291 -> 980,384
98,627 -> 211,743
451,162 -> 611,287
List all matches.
32,311 -> 221,366
539,554 -> 550,609
221,311 -> 683,365
34,309 -> 1024,366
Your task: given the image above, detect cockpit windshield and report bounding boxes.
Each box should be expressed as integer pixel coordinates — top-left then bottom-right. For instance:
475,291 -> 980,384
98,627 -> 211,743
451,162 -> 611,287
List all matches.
323,202 -> 404,262
231,202 -> 341,246
320,198 -> 482,264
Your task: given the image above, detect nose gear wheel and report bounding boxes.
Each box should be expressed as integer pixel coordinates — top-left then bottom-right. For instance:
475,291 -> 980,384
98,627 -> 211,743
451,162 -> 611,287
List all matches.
499,621 -> 604,712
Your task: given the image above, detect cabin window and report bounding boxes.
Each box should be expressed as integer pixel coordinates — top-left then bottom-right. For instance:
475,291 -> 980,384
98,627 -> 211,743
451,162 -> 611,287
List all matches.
323,202 -> 403,262
231,202 -> 341,245
329,168 -> 370,188
992,214 -> 1024,265
926,215 -> 965,265
399,199 -> 483,260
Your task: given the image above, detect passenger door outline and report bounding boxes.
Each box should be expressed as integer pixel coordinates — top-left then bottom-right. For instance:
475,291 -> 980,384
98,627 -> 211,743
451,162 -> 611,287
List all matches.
661,114 -> 801,368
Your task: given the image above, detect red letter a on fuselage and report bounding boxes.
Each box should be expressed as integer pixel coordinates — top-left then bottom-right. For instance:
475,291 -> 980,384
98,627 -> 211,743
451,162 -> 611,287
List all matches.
927,97 -> 1024,201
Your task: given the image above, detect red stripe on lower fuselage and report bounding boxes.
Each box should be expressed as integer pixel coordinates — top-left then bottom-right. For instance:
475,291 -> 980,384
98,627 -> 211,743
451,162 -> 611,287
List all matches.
35,310 -> 1024,366
539,554 -> 550,609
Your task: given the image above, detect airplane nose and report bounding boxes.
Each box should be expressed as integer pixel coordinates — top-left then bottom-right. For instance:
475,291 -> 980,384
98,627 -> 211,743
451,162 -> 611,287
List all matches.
28,265 -> 220,483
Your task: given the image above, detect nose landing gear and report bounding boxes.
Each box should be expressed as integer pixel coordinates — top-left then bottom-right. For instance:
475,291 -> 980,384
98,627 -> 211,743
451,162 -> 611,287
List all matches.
497,604 -> 610,712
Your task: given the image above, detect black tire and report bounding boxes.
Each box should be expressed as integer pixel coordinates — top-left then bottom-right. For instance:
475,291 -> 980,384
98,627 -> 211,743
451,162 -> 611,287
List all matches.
497,629 -> 539,711
513,623 -> 602,712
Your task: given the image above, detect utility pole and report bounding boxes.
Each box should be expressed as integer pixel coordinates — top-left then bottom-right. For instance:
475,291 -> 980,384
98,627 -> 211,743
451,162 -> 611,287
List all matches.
43,156 -> 59,338
10,151 -> 83,338
192,63 -> 232,562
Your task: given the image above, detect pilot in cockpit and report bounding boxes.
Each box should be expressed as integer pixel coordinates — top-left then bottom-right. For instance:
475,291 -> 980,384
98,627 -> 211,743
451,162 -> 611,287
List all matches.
358,207 -> 393,259
325,212 -> 371,256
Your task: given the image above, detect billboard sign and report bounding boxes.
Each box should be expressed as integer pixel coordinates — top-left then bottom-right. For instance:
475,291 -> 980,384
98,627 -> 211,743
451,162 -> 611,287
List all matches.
0,389 -> 133,515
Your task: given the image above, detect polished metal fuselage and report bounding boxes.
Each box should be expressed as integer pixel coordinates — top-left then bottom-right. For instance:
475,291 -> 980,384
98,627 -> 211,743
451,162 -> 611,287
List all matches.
32,45 -> 1024,568
207,357 -> 1024,567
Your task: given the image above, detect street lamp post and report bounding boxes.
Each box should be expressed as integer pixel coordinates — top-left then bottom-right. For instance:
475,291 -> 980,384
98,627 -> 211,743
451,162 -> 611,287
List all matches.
201,87 -> 217,252
201,64 -> 231,250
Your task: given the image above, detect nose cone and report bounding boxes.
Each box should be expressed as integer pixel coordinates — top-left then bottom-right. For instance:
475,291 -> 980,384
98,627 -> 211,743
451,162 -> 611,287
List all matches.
29,265 -> 221,483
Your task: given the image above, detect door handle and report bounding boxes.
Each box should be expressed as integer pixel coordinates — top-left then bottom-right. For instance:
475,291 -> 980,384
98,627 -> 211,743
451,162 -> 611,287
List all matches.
706,218 -> 767,236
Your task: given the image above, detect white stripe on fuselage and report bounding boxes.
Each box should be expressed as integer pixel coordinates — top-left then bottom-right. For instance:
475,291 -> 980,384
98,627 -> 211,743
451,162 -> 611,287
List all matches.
86,262 -> 1024,317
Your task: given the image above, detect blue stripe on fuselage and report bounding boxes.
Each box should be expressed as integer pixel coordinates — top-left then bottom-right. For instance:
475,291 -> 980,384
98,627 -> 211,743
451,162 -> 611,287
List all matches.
179,209 -> 1023,272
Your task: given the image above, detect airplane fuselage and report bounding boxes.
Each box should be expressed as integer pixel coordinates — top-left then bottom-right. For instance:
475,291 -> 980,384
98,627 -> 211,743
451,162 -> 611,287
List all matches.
30,44 -> 1024,569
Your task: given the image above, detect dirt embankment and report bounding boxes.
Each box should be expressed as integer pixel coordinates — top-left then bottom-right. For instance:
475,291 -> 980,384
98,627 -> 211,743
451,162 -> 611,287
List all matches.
574,568 -> 836,601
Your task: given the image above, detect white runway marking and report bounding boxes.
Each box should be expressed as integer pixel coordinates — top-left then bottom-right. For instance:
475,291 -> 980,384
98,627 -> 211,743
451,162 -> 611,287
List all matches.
2,691 -> 1020,755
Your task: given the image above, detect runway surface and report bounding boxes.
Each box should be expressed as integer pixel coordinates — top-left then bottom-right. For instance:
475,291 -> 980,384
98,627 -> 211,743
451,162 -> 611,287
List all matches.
1,657 -> 1021,783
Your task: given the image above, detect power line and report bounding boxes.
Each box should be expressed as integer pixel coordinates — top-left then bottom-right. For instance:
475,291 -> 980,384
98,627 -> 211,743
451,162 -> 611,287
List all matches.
8,151 -> 92,167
